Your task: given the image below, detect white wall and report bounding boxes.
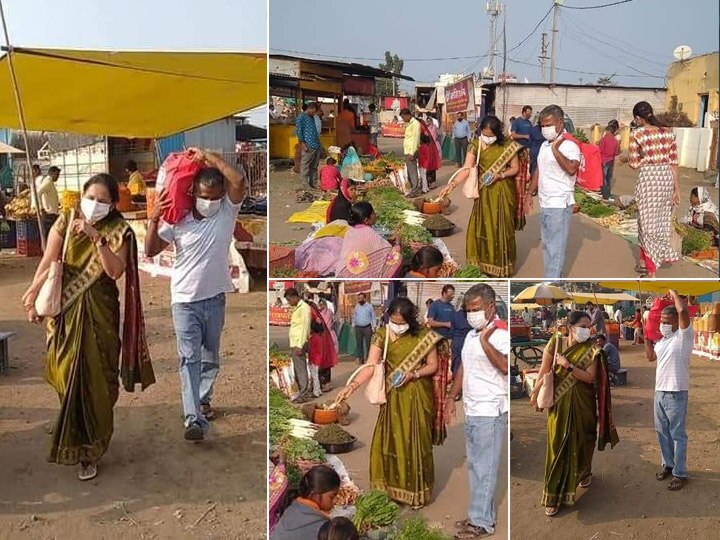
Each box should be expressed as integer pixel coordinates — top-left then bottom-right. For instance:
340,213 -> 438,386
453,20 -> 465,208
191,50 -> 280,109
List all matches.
675,128 -> 714,171
494,86 -> 667,127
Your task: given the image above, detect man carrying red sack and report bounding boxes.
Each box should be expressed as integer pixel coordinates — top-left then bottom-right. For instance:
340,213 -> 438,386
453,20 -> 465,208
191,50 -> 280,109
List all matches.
145,148 -> 245,441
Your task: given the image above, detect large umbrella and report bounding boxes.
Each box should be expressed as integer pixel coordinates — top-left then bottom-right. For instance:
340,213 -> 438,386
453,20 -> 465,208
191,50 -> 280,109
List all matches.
514,284 -> 571,305
0,141 -> 23,153
600,281 -> 720,297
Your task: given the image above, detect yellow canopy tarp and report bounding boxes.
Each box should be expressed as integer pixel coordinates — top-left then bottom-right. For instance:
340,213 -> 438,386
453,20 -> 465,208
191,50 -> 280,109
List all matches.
569,292 -> 639,304
600,281 -> 720,296
0,48 -> 266,138
511,303 -> 542,310
287,201 -> 330,224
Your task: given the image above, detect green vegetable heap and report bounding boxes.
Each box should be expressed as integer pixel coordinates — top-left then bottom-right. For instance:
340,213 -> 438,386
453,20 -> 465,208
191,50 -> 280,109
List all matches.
352,490 -> 400,532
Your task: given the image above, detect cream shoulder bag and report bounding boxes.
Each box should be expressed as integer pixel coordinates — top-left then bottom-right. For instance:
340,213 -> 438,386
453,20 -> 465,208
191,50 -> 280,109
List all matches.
344,327 -> 389,406
34,210 -> 74,318
537,333 -> 561,409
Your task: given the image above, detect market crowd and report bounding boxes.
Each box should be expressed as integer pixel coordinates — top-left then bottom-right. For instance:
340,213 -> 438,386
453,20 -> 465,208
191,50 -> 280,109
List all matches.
20,149 -> 245,481
276,283 -> 509,540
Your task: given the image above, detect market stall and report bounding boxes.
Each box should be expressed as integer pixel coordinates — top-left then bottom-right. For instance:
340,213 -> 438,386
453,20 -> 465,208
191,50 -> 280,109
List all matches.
269,55 -> 414,159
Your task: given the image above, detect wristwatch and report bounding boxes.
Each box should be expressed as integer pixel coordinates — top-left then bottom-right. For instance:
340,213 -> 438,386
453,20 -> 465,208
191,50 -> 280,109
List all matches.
566,365 -> 574,372
95,236 -> 108,248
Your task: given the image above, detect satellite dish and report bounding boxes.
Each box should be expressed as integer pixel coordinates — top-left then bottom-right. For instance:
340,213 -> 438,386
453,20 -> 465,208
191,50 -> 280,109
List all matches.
673,45 -> 692,61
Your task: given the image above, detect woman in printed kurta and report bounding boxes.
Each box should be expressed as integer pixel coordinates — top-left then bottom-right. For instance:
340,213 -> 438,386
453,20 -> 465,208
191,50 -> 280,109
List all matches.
627,101 -> 681,277
22,174 -> 154,481
337,297 -> 448,507
529,311 -> 618,516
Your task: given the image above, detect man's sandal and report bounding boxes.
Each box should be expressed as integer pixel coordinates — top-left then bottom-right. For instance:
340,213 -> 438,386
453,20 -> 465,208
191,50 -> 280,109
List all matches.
668,476 -> 687,491
545,506 -> 560,517
656,467 -> 673,481
200,404 -> 216,421
454,525 -> 493,539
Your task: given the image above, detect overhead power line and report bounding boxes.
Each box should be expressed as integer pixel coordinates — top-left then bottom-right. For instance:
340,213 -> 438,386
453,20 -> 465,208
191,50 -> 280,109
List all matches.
271,48 -> 489,63
563,0 -> 638,9
508,4 -> 554,54
507,56 -> 664,79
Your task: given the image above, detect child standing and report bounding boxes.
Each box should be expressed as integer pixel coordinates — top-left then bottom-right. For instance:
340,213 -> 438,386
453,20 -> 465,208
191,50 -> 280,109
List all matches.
598,120 -> 621,200
319,157 -> 342,193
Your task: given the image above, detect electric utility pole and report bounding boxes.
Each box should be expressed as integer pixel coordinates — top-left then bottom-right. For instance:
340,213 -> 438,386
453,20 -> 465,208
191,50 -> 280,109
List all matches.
487,0 -> 502,82
549,0 -> 562,84
539,32 -> 549,83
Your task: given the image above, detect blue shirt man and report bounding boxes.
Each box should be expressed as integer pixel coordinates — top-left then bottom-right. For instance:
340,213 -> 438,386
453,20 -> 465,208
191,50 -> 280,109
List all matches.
451,308 -> 473,374
596,334 -> 621,373
510,106 -> 533,149
452,117 -> 471,139
529,124 -> 545,175
353,299 -> 376,327
296,110 -> 320,150
427,285 -> 456,340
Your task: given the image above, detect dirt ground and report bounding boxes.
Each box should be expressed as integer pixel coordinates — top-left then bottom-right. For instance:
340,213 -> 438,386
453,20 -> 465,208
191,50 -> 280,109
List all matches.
269,137 -> 717,278
269,325 -> 509,539
510,340 -> 720,539
0,255 -> 267,540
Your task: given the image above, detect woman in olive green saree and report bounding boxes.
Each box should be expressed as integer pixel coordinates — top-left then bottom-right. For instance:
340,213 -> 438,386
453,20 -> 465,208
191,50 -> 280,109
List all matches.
22,174 -> 154,481
337,297 -> 448,508
440,116 -> 522,277
529,311 -> 619,516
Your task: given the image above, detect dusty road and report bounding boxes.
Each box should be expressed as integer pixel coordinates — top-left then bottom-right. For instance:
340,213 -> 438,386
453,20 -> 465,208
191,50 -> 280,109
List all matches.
0,255 -> 267,540
269,324 -> 509,538
510,340 -> 720,539
269,137 -> 717,278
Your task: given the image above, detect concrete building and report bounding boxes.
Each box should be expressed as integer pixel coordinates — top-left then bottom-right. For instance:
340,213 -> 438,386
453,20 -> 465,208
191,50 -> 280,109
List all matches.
666,52 -> 719,127
482,82 -> 666,128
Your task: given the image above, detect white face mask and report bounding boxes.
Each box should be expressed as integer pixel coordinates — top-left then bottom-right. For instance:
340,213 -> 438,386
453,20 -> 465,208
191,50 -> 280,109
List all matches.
388,322 -> 409,335
467,310 -> 488,330
80,198 -> 111,223
480,134 -> 497,146
195,197 -> 222,218
573,326 -> 591,343
660,323 -> 675,338
542,125 -> 560,141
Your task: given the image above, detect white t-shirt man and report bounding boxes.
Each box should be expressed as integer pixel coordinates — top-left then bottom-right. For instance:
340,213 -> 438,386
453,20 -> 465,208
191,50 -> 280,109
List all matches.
654,325 -> 694,392
159,196 -> 241,304
461,322 -> 510,417
537,137 -> 581,209
521,310 -> 532,325
614,309 -> 623,324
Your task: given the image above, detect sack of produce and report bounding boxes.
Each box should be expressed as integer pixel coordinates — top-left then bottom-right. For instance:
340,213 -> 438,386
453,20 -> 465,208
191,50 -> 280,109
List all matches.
155,151 -> 201,224
341,147 -> 364,181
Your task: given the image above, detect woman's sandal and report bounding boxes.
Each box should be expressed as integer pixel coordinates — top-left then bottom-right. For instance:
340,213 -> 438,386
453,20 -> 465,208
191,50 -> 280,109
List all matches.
454,525 -> 492,539
656,467 -> 672,481
78,463 -> 98,481
667,476 -> 687,491
634,265 -> 648,275
579,474 -> 592,488
545,506 -> 560,517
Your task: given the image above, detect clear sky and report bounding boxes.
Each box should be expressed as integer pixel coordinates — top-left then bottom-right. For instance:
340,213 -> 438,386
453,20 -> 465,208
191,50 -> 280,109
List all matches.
1,0 -> 268,125
270,0 -> 719,88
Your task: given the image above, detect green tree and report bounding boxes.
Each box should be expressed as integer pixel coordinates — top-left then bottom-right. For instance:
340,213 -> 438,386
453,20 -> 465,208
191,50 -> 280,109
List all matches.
377,51 -> 404,96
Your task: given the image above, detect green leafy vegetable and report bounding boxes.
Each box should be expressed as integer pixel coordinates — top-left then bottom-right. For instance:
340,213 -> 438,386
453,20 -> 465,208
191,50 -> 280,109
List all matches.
391,516 -> 451,540
352,490 -> 400,532
453,265 -> 485,278
282,437 -> 326,462
681,226 -> 712,255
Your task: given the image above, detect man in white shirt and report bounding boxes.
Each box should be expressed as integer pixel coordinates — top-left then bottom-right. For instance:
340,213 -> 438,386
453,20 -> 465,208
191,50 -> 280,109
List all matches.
521,307 -> 533,325
369,103 -> 380,146
445,284 -> 509,537
145,149 -> 245,441
614,305 -> 623,324
524,104 -> 581,278
644,289 -> 693,491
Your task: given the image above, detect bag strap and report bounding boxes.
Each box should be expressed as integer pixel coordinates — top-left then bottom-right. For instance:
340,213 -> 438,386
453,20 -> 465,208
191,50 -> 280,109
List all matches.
380,325 -> 390,365
61,209 -> 75,263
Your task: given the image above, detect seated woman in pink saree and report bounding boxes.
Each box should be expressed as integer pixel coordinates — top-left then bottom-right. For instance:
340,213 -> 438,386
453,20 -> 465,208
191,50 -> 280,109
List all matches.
335,202 -> 402,278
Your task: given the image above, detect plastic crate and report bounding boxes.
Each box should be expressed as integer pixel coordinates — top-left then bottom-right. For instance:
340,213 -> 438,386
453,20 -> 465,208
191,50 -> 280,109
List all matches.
16,238 -> 42,257
16,220 -> 41,242
0,220 -> 16,249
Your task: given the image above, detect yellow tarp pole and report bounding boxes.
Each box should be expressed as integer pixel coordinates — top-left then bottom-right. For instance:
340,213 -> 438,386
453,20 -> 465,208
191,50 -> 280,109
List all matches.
0,0 -> 46,251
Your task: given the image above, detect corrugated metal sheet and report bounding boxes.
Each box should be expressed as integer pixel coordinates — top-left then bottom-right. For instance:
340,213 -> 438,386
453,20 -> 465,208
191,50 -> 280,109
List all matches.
184,118 -> 236,153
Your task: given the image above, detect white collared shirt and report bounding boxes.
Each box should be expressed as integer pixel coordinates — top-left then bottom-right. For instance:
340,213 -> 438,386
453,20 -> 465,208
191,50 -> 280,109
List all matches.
538,137 -> 581,209
654,325 -> 693,392
461,324 -> 510,417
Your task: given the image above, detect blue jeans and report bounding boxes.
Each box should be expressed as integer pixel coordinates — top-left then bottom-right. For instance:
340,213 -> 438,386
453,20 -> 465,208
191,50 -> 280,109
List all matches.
654,391 -> 689,478
540,205 -> 573,279
465,414 -> 507,533
602,162 -> 614,200
172,293 -> 226,431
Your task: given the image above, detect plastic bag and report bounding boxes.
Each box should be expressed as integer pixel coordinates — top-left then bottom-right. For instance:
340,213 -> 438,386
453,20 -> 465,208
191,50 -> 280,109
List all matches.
340,147 -> 364,181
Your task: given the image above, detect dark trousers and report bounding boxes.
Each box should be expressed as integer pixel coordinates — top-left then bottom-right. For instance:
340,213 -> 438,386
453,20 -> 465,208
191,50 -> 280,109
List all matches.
454,137 -> 468,166
602,162 -> 614,200
355,325 -> 373,363
41,212 -> 59,237
292,346 -> 309,398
